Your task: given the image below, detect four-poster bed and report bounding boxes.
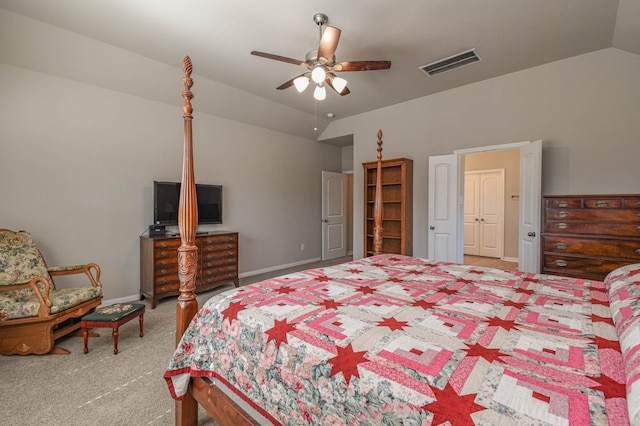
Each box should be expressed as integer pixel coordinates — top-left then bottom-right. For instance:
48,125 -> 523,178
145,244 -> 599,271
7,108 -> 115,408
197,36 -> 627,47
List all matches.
165,57 -> 640,425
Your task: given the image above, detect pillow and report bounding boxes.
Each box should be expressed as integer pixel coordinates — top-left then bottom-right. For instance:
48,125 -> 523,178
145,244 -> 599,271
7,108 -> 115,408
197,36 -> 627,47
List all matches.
606,263 -> 640,424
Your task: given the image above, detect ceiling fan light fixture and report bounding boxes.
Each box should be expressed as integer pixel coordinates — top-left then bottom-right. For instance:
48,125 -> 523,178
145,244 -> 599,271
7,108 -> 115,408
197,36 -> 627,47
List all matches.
311,65 -> 326,84
293,76 -> 310,93
331,76 -> 348,94
313,84 -> 326,101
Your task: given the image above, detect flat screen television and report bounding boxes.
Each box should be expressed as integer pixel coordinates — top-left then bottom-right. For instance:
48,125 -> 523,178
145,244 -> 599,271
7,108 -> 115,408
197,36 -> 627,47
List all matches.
153,181 -> 222,225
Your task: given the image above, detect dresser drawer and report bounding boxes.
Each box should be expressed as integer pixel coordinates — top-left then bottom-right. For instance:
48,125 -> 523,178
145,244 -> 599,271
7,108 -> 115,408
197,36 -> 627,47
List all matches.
154,239 -> 182,250
153,263 -> 178,278
154,282 -> 180,294
154,274 -> 180,287
544,221 -> 640,237
545,208 -> 640,222
545,199 -> 581,209
582,198 -> 622,209
623,198 -> 640,209
200,234 -> 237,245
154,247 -> 178,260
201,253 -> 237,268
543,236 -> 640,260
201,242 -> 238,253
543,255 -> 631,278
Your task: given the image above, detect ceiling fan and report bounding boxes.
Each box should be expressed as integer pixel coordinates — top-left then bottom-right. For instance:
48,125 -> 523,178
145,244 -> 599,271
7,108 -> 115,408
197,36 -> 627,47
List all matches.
251,13 -> 391,100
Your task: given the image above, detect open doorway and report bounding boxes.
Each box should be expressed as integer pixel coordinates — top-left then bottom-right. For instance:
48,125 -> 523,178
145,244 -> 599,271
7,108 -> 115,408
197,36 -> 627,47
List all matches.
463,150 -> 519,271
427,140 -> 541,273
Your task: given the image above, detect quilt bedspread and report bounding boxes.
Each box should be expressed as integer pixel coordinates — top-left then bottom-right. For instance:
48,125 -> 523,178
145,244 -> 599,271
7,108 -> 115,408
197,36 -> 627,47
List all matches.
164,254 -> 629,425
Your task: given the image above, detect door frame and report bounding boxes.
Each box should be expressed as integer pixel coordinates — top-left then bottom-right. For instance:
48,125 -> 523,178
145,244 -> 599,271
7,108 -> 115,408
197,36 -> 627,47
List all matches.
428,140 -> 541,272
321,171 -> 347,261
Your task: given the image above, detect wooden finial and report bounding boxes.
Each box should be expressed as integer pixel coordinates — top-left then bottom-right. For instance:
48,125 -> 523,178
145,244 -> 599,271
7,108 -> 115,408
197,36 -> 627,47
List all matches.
182,56 -> 192,77
181,56 -> 194,119
376,129 -> 383,160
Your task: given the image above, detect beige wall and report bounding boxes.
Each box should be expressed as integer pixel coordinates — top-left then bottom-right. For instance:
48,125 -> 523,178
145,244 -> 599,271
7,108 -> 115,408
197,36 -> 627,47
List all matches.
321,48 -> 640,259
464,150 -> 520,259
0,63 -> 342,301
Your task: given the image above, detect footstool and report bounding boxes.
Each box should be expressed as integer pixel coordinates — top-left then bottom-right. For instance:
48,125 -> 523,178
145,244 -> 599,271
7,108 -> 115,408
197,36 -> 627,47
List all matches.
81,303 -> 145,354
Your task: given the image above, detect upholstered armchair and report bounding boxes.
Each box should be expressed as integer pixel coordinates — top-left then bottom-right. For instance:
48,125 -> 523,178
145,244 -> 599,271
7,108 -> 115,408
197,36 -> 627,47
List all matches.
0,229 -> 103,355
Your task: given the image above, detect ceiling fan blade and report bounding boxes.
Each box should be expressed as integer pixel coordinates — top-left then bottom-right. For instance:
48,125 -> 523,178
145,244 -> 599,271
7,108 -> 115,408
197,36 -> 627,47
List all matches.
276,73 -> 309,90
276,77 -> 296,90
251,51 -> 308,67
317,26 -> 341,64
333,60 -> 391,72
326,79 -> 350,96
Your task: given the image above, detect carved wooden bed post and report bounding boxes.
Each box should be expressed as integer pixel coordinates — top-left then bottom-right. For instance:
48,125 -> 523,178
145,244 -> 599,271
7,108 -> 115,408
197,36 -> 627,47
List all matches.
176,55 -> 199,426
373,129 -> 384,255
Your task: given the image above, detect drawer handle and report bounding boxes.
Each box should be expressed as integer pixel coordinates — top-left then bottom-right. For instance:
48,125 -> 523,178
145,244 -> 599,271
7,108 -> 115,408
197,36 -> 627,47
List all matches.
635,248 -> 640,255
160,278 -> 167,283
554,243 -> 569,250
160,269 -> 168,274
558,212 -> 570,218
554,260 -> 568,267
160,251 -> 168,257
595,201 -> 609,208
557,201 -> 569,208
556,223 -> 568,229
637,226 -> 640,232
160,243 -> 168,248
160,286 -> 167,292
160,260 -> 168,265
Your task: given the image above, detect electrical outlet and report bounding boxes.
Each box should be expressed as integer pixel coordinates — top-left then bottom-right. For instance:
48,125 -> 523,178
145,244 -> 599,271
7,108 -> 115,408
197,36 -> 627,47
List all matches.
300,243 -> 305,251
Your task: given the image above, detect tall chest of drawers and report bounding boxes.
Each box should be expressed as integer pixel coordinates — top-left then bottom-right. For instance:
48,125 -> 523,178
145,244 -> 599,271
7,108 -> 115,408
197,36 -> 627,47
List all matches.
140,231 -> 239,308
541,194 -> 640,281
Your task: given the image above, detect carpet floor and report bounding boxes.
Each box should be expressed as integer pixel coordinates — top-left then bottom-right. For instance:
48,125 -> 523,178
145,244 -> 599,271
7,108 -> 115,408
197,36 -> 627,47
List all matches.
0,256 -> 351,426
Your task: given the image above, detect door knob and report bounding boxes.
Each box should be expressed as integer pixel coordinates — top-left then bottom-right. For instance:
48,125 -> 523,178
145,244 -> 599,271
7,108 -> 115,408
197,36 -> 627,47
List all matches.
480,218 -> 485,221
322,219 -> 329,223
429,225 -> 435,230
527,232 -> 536,237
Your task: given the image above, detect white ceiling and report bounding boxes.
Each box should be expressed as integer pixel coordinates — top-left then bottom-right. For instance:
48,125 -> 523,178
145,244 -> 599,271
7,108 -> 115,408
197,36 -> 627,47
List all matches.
1,0 -> 638,143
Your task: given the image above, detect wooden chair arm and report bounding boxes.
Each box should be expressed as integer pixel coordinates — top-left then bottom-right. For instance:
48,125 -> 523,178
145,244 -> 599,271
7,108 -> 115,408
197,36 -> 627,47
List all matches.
0,277 -> 52,317
48,263 -> 102,288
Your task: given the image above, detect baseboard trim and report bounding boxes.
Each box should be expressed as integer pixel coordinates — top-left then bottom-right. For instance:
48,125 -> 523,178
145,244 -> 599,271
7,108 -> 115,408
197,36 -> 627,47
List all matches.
502,257 -> 518,263
239,257 -> 322,279
102,257 -> 324,306
101,294 -> 142,307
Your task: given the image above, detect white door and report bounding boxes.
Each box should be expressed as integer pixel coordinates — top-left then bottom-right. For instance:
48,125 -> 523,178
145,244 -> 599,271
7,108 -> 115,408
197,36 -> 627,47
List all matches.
463,173 -> 480,254
322,171 -> 346,261
518,140 -> 542,273
427,155 -> 462,263
464,170 -> 505,258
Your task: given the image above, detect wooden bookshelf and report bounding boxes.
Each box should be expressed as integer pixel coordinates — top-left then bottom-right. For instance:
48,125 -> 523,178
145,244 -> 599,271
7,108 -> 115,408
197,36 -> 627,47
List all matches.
363,158 -> 413,256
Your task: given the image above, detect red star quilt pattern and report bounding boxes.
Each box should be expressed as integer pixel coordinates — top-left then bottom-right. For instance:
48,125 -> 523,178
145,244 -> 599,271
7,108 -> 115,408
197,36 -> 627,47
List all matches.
165,254 -> 633,425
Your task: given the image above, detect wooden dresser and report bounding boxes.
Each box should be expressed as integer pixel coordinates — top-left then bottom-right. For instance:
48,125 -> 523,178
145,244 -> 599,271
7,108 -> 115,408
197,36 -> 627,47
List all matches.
363,157 -> 413,256
541,194 -> 640,281
140,231 -> 238,308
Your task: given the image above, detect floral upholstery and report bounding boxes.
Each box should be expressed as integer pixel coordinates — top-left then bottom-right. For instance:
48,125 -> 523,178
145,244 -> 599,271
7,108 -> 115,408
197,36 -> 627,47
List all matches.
0,286 -> 103,320
0,230 -> 52,298
606,263 -> 640,425
0,229 -> 102,320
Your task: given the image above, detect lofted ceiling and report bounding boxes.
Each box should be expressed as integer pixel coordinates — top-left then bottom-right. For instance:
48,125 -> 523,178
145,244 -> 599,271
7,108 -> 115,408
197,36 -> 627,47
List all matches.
1,0 -> 638,143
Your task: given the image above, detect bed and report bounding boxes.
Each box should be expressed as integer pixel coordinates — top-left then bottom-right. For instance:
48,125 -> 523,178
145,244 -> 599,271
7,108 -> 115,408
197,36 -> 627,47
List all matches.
164,57 -> 640,425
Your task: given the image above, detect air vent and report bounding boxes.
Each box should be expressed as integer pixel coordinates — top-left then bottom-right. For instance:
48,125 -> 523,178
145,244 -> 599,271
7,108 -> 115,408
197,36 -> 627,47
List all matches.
419,49 -> 481,77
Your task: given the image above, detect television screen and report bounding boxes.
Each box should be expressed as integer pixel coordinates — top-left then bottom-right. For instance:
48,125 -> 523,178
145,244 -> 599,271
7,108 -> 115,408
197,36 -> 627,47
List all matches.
153,181 -> 223,226
197,184 -> 223,224
153,181 -> 180,225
